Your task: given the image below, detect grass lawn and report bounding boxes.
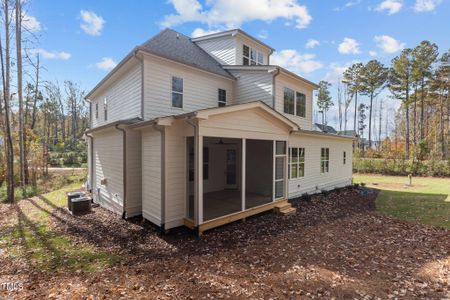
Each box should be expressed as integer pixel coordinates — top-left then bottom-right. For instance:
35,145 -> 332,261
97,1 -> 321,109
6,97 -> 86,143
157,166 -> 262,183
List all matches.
0,174 -> 119,273
353,174 -> 450,229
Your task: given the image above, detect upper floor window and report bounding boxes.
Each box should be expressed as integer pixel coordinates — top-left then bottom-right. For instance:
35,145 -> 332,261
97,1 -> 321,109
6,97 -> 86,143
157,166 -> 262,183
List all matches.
320,148 -> 329,174
243,44 -> 263,66
296,92 -> 306,117
284,87 -> 306,118
284,88 -> 295,114
95,102 -> 99,119
172,76 -> 183,108
343,151 -> 346,165
289,147 -> 305,179
103,97 -> 108,121
218,89 -> 226,107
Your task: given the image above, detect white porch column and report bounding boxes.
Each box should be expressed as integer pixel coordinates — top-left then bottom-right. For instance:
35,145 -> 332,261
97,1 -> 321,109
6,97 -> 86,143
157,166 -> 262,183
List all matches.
272,140 -> 276,201
198,135 -> 204,224
241,138 -> 246,211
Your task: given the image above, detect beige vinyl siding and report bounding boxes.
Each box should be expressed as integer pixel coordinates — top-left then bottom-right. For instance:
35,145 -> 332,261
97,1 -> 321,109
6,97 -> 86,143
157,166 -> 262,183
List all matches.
125,129 -> 142,217
227,69 -> 273,106
235,35 -> 271,65
275,73 -> 314,130
141,127 -> 162,225
90,62 -> 142,128
143,55 -> 234,120
199,108 -> 290,140
194,36 -> 236,65
92,128 -> 123,215
164,121 -> 193,229
287,133 -> 353,198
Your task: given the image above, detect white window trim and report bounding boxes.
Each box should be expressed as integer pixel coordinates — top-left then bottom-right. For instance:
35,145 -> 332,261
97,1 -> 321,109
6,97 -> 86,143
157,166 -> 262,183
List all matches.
171,76 -> 183,109
243,44 -> 264,66
284,87 -> 306,118
289,147 -> 305,179
218,88 -> 227,107
320,147 -> 330,174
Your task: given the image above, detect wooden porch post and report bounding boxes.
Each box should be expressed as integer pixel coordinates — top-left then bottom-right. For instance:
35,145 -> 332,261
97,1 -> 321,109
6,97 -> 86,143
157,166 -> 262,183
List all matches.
241,138 -> 246,211
198,135 -> 204,224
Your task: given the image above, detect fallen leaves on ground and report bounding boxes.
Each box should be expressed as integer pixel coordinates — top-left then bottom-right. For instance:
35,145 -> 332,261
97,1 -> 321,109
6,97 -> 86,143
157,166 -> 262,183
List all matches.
1,187 -> 449,299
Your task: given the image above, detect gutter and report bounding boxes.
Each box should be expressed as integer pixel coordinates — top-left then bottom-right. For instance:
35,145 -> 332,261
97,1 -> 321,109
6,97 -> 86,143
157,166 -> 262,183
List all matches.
153,124 -> 166,232
115,124 -> 127,219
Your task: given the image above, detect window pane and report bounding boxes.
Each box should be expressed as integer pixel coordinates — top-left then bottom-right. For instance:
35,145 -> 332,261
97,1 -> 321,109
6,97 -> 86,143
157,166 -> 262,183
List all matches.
257,52 -> 263,64
218,89 -> 226,107
299,163 -> 304,177
276,141 -> 286,155
243,57 -> 249,65
290,148 -> 298,163
299,148 -> 305,162
251,48 -> 256,61
296,92 -> 306,117
172,77 -> 183,93
283,88 -> 295,114
275,181 -> 284,198
291,163 -> 297,178
172,92 -> 183,108
243,45 -> 249,57
275,157 -> 284,180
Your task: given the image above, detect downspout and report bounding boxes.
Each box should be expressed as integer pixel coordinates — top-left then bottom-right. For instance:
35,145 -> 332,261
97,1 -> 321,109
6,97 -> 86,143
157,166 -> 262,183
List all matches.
115,124 -> 127,219
186,118 -> 199,232
153,124 -> 166,232
271,68 -> 280,109
85,133 -> 94,193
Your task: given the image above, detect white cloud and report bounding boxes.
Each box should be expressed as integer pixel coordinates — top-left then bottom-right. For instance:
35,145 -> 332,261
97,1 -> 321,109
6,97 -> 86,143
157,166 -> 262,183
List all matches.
258,30 -> 269,40
338,38 -> 361,54
271,49 -> 323,74
323,63 -> 350,84
31,48 -> 71,60
374,35 -> 405,53
162,0 -> 312,30
414,0 -> 442,12
334,0 -> 362,11
369,50 -> 378,57
95,57 -> 117,71
191,27 -> 220,38
80,10 -> 105,36
305,39 -> 319,49
375,0 -> 403,15
22,13 -> 41,32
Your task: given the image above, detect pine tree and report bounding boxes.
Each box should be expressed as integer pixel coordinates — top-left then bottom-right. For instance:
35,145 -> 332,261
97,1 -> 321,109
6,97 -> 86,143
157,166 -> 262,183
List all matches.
342,62 -> 363,132
316,80 -> 333,126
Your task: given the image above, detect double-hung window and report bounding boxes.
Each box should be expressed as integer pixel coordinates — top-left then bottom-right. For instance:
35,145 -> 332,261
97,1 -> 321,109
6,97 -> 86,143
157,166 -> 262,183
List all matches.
218,89 -> 226,107
243,44 -> 263,65
172,76 -> 183,108
296,92 -> 306,117
320,148 -> 330,174
275,141 -> 287,199
284,88 -> 306,117
103,97 -> 108,121
95,102 -> 99,119
283,88 -> 295,114
289,147 -> 305,179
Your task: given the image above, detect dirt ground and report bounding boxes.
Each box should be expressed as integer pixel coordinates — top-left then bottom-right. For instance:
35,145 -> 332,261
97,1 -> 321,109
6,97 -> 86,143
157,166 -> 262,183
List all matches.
1,187 -> 449,299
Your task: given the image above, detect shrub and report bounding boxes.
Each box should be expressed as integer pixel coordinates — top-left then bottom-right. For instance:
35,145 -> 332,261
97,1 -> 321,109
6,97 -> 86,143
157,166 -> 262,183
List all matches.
354,158 -> 450,177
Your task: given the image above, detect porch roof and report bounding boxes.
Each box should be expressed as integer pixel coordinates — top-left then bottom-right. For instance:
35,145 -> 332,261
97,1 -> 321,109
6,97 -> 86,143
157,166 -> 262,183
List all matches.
129,101 -> 300,131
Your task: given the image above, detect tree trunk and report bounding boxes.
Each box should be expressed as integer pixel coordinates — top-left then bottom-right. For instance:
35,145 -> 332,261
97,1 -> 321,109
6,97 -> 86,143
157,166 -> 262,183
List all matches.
368,93 -> 373,148
31,54 -> 40,130
413,85 -> 417,145
420,77 -> 425,140
378,100 -> 382,151
1,0 -> 14,202
353,92 -> 358,132
16,0 -> 26,186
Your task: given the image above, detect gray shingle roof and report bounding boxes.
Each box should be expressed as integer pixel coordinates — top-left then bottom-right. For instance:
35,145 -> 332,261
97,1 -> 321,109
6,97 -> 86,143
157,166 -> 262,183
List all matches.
315,123 -> 337,134
139,29 -> 234,79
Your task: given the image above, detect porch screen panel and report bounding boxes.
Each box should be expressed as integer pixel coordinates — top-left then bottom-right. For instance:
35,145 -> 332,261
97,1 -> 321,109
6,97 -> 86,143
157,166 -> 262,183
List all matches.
274,141 -> 286,199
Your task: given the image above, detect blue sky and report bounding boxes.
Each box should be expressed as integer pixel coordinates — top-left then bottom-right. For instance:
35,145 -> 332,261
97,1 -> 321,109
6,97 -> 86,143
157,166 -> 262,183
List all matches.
24,0 -> 450,134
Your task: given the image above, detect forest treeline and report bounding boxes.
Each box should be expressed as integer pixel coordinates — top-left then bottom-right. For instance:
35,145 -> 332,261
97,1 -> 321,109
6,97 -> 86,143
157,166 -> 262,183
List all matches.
0,0 -> 88,202
316,41 -> 449,162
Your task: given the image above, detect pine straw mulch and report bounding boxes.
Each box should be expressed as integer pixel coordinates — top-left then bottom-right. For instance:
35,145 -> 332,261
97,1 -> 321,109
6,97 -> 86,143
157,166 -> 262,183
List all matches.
1,187 -> 449,299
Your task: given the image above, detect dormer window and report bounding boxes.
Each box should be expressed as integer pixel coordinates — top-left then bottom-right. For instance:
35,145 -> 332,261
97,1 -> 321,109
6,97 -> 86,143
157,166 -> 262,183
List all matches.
243,44 -> 263,65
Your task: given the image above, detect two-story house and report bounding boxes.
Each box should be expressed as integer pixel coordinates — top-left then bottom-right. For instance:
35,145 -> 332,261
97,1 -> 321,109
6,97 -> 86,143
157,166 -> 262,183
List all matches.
85,28 -> 353,234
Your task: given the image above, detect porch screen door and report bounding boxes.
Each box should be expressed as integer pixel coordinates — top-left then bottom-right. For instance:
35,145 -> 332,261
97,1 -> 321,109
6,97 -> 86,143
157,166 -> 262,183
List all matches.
274,141 -> 286,199
226,149 -> 237,188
